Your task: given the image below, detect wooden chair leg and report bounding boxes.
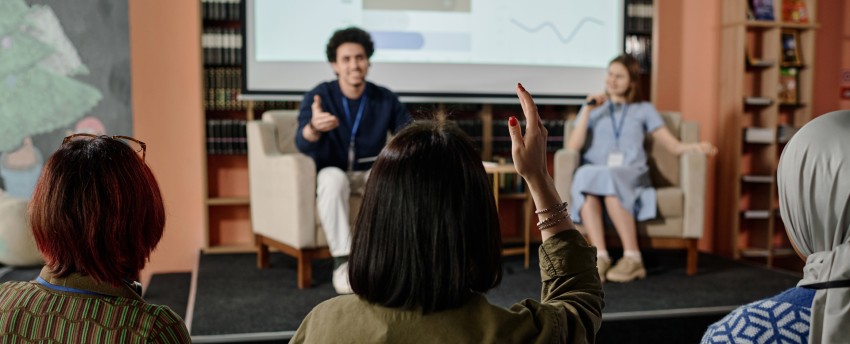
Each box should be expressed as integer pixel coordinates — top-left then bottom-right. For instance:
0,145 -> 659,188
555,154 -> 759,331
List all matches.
256,235 -> 270,269
297,251 -> 312,289
686,238 -> 698,276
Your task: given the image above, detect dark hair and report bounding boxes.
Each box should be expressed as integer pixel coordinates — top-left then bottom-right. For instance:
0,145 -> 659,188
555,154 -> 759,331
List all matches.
326,27 -> 375,63
610,54 -> 642,103
28,136 -> 165,286
349,119 -> 503,313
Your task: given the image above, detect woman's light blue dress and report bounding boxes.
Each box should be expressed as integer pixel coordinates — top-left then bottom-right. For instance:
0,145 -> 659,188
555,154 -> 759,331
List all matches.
569,102 -> 665,223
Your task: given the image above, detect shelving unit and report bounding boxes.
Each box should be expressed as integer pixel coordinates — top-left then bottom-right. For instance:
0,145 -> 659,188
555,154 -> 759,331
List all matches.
717,0 -> 818,266
624,0 -> 654,101
200,0 -> 295,252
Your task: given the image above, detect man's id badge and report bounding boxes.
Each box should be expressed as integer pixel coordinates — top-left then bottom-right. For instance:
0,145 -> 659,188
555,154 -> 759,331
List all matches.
607,150 -> 625,167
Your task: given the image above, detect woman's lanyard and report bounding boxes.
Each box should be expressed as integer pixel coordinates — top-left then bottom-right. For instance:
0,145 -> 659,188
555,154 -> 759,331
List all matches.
609,102 -> 629,147
606,103 -> 628,167
342,94 -> 367,171
37,276 -> 105,296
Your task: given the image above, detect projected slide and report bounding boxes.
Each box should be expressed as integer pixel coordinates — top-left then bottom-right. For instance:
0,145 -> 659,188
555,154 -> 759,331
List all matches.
255,0 -> 618,69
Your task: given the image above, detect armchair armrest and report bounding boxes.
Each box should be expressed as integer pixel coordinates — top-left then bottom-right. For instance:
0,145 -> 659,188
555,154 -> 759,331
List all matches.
553,148 -> 580,205
679,150 -> 707,239
247,120 -> 319,248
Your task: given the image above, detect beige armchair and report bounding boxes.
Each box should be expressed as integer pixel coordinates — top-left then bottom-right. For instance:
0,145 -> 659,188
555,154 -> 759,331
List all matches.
553,111 -> 706,275
247,110 -> 361,289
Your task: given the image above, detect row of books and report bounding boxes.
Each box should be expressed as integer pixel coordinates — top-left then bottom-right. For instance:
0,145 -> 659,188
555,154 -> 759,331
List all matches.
498,169 -> 526,194
205,68 -> 242,111
204,67 -> 298,111
491,119 -> 566,154
201,0 -> 242,21
625,35 -> 652,72
206,119 -> 247,155
490,157 -> 527,194
203,28 -> 242,66
625,0 -> 654,33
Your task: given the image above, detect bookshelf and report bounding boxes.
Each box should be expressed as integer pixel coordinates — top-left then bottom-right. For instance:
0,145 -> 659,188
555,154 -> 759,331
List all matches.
717,0 -> 818,266
624,0 -> 654,101
201,0 -> 295,252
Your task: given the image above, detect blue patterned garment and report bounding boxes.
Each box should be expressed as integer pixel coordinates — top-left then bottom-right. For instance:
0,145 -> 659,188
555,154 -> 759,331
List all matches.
702,287 -> 815,344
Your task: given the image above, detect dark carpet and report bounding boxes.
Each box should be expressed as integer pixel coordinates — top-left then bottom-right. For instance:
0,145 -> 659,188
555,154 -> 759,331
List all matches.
190,252 -> 337,336
144,272 -> 192,319
1,249 -> 802,343
188,249 -> 801,340
0,265 -> 40,283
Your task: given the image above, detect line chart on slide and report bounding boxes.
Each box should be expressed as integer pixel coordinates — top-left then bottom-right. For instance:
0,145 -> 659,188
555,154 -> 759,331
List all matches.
509,17 -> 606,45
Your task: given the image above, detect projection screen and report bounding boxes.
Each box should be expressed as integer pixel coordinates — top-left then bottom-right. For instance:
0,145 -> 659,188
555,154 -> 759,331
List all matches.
243,0 -> 623,104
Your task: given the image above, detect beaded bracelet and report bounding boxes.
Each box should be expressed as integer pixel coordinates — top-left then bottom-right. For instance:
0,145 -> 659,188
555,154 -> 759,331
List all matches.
538,211 -> 569,230
537,209 -> 568,228
535,201 -> 568,215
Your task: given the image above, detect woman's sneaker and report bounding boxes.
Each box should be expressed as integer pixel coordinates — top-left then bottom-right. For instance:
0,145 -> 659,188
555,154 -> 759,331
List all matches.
606,257 -> 647,283
597,256 -> 612,283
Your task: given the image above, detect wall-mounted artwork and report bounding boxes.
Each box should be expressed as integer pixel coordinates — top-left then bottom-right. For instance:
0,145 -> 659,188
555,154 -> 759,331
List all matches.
0,0 -> 130,200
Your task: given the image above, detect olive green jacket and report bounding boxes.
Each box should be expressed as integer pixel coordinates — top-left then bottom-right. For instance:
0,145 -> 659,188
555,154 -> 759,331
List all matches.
292,230 -> 604,343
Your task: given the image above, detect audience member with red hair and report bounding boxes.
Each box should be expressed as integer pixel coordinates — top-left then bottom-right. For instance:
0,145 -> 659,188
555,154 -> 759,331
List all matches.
0,134 -> 191,343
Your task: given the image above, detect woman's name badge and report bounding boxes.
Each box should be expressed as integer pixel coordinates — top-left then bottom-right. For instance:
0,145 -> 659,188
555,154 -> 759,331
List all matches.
607,150 -> 625,167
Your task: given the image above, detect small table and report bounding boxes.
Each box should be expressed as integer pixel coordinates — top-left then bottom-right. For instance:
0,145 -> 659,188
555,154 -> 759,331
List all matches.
484,163 -> 533,268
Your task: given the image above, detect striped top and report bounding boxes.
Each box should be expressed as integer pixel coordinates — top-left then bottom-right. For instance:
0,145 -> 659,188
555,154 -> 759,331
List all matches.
0,267 -> 191,343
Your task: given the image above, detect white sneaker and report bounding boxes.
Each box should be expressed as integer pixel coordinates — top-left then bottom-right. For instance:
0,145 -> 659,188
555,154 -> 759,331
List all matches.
332,262 -> 353,294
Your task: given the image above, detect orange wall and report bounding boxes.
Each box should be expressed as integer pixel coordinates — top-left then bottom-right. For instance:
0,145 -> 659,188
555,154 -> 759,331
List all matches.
655,0 -> 721,251
129,0 -> 204,285
813,0 -> 850,115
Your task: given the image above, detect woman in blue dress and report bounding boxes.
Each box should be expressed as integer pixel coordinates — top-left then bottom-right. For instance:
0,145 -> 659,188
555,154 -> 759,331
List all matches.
566,54 -> 716,283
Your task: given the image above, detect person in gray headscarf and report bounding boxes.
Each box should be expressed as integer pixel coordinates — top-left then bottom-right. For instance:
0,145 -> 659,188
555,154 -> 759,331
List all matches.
702,110 -> 850,344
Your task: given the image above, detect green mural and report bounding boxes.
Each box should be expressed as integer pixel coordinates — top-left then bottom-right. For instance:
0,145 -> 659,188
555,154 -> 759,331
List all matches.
0,0 -> 102,152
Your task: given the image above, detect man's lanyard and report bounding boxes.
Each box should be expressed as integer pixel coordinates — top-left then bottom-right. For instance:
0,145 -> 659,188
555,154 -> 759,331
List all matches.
609,102 -> 629,146
342,93 -> 367,171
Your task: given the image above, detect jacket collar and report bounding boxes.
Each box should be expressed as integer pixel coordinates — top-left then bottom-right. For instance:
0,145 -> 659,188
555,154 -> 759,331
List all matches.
38,266 -> 144,301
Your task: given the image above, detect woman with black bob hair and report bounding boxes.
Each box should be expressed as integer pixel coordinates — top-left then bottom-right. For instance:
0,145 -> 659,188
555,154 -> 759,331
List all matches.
292,84 -> 603,343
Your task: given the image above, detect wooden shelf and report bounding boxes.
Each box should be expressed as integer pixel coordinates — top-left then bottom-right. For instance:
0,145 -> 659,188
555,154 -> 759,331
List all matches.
743,97 -> 774,106
740,247 -> 796,258
719,0 -> 817,267
739,20 -> 819,30
203,244 -> 256,254
741,210 -> 772,219
741,175 -> 773,183
499,193 -> 528,200
206,197 -> 250,206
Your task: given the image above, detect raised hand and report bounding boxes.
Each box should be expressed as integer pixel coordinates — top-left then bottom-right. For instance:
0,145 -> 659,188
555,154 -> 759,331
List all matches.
309,95 -> 339,133
508,83 -> 549,186
508,83 -> 571,239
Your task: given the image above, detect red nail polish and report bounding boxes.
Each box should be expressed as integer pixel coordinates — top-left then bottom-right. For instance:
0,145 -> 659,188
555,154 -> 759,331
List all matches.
509,116 -> 518,126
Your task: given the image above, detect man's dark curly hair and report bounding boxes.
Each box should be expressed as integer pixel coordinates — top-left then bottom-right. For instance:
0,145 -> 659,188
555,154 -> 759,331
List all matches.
326,27 -> 375,63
